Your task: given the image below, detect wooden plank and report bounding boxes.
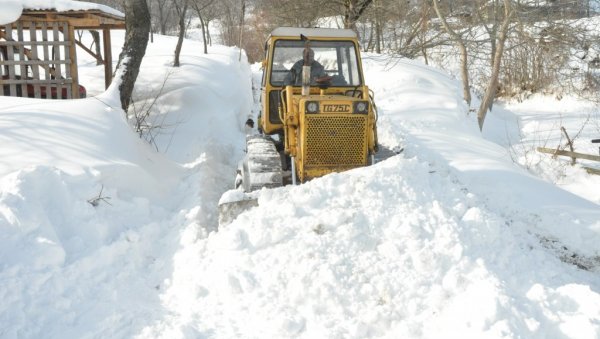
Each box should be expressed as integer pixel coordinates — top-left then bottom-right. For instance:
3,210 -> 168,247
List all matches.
2,78 -> 71,85
74,38 -> 102,63
52,22 -> 62,99
67,24 -> 78,98
29,22 -> 41,98
5,25 -> 17,96
0,59 -> 70,66
0,40 -> 69,46
537,147 -> 600,162
41,21 -> 51,96
16,21 -> 27,97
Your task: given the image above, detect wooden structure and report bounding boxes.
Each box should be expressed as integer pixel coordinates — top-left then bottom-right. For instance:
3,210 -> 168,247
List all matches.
537,146 -> 600,175
0,7 -> 125,99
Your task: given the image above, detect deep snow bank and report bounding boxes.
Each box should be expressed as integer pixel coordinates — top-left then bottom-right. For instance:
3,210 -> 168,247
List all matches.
0,34 -> 251,338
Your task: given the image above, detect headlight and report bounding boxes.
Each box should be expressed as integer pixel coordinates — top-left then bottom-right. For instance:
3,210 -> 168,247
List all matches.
353,101 -> 369,114
306,101 -> 319,113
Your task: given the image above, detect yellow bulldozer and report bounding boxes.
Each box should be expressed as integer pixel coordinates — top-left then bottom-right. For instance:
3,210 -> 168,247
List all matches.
219,27 -> 380,224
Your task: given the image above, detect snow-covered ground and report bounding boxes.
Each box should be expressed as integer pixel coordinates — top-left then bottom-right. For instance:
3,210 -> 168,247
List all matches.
1,26 -> 600,339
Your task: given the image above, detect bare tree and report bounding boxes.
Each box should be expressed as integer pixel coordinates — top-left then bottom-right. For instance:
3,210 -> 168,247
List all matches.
173,0 -> 189,67
116,0 -> 151,111
191,0 -> 216,54
477,0 -> 514,130
153,0 -> 175,35
432,0 -> 472,106
336,0 -> 374,31
255,0 -> 326,28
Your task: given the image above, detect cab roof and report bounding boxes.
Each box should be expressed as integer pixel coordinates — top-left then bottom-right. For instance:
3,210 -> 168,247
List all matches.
269,27 -> 357,39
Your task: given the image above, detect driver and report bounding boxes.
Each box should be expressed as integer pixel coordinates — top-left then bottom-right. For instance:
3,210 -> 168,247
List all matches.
283,48 -> 327,85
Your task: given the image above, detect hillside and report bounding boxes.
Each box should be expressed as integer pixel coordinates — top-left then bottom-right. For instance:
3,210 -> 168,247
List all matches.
1,29 -> 600,339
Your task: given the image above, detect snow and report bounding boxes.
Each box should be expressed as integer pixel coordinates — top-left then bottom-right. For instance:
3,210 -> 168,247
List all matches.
0,0 -> 123,25
1,26 -> 600,339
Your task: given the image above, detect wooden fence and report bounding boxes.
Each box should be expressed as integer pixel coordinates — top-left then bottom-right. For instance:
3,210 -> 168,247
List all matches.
537,145 -> 600,175
0,20 -> 79,99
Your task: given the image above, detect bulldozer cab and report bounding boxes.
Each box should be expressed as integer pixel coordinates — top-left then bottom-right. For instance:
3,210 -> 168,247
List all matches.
260,28 -> 368,135
271,40 -> 362,87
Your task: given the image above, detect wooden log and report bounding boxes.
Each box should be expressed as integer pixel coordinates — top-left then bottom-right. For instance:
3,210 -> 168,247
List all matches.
537,147 -> 600,162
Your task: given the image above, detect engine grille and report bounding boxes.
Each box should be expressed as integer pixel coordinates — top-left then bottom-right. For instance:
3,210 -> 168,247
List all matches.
304,115 -> 368,167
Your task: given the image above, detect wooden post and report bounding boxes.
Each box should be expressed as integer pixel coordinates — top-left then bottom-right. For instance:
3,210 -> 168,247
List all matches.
16,21 -> 27,97
52,22 -> 62,99
67,24 -> 79,98
5,25 -> 17,96
103,28 -> 112,89
41,21 -> 51,98
29,22 -> 41,98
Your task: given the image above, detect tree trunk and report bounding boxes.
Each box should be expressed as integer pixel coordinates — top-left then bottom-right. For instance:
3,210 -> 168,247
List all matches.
477,0 -> 513,131
205,20 -> 211,46
238,0 -> 245,61
157,0 -> 168,35
90,30 -> 102,66
199,13 -> 207,54
116,0 -> 151,112
343,0 -> 373,33
432,0 -> 471,106
174,0 -> 189,67
192,0 -> 214,54
375,19 -> 381,54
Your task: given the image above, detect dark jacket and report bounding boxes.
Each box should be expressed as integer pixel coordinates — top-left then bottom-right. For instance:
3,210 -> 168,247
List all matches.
284,59 -> 326,85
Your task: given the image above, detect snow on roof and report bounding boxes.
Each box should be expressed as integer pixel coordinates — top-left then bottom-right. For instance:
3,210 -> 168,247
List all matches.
269,27 -> 357,39
0,0 -> 124,25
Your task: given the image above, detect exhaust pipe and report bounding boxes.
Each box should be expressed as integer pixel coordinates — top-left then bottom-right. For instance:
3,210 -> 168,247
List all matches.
302,65 -> 311,96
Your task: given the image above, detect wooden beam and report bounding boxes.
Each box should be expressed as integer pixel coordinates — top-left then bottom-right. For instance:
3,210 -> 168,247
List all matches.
5,25 -> 17,96
1,78 -> 71,85
537,147 -> 600,162
18,10 -> 125,29
52,22 -> 63,99
0,59 -> 70,66
74,38 -> 103,64
103,28 -> 112,89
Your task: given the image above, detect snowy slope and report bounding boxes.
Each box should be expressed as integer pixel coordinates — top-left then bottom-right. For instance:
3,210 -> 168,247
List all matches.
1,28 -> 600,339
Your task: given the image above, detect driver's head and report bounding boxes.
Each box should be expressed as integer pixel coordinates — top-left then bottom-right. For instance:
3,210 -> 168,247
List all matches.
304,48 -> 315,64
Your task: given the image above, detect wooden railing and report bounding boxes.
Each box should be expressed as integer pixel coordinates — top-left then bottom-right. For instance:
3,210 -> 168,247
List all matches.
537,139 -> 600,175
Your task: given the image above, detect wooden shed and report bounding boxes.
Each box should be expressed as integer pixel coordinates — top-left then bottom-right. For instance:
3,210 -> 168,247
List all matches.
0,5 -> 125,99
